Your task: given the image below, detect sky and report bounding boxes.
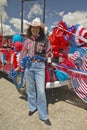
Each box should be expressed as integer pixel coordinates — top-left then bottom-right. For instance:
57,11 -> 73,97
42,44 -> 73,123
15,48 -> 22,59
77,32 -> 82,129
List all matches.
0,0 -> 87,35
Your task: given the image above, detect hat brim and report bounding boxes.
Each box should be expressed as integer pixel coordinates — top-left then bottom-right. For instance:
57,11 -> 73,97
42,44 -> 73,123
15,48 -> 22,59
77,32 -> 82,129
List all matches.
26,22 -> 45,28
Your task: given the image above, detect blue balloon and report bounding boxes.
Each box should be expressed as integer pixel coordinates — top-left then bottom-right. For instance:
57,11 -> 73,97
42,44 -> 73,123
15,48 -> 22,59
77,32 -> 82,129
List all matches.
12,34 -> 24,43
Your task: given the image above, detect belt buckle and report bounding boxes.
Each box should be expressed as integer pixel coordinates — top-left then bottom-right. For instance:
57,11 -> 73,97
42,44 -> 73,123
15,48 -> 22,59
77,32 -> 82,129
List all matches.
32,58 -> 41,63
33,59 -> 38,62
35,60 -> 38,63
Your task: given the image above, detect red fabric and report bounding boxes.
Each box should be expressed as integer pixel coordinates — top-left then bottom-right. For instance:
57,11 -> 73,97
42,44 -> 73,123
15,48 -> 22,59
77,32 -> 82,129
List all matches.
45,64 -> 57,82
78,27 -> 85,44
58,20 -> 67,30
0,34 -> 3,47
75,26 -> 87,46
12,52 -> 18,69
83,32 -> 87,47
48,20 -> 72,58
60,58 -> 75,74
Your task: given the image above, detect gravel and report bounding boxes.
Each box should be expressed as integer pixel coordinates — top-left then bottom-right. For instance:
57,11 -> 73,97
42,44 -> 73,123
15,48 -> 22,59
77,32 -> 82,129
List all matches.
0,74 -> 87,130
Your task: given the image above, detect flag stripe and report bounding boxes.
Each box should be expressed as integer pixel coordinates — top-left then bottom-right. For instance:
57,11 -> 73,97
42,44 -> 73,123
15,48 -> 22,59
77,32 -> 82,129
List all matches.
71,54 -> 87,103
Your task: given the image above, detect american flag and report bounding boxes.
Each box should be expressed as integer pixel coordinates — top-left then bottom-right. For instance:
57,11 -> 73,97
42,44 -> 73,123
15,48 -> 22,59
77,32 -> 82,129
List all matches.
71,55 -> 87,103
51,47 -> 87,102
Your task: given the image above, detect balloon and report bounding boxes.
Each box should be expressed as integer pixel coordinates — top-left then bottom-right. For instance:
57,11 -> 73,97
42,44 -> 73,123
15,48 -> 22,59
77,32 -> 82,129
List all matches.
12,34 -> 24,43
14,41 -> 23,52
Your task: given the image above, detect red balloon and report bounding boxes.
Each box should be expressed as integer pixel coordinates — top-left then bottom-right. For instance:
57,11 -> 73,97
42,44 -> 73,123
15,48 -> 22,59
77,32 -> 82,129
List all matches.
14,41 -> 23,52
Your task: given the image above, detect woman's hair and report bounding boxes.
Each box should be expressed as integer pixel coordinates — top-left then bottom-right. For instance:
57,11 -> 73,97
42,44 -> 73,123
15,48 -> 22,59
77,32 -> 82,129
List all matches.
26,26 -> 45,41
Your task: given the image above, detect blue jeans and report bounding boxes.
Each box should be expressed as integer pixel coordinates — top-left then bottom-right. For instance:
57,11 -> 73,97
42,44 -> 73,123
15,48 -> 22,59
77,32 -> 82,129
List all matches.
25,62 -> 48,120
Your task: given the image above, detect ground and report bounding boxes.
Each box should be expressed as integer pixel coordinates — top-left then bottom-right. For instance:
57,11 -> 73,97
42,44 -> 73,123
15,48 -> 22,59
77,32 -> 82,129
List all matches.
0,73 -> 87,130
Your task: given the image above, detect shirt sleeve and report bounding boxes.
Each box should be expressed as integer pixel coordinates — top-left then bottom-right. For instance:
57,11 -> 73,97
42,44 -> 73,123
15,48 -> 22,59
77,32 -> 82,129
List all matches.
18,39 -> 28,66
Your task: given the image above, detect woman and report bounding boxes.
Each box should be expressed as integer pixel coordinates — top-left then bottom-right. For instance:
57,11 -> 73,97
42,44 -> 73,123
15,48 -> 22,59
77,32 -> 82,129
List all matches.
19,17 -> 52,126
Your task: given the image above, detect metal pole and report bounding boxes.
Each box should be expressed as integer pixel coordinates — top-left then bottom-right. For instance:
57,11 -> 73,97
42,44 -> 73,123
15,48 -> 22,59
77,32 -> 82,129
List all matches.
43,0 -> 46,23
0,15 -> 3,35
21,0 -> 24,33
21,0 -> 36,33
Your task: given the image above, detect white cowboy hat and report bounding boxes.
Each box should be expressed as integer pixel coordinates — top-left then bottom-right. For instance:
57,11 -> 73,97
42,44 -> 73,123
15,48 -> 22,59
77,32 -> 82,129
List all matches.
26,17 -> 45,28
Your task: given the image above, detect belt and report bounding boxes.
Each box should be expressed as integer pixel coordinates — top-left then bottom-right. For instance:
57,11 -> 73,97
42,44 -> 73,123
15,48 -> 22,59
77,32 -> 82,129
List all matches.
32,58 -> 45,63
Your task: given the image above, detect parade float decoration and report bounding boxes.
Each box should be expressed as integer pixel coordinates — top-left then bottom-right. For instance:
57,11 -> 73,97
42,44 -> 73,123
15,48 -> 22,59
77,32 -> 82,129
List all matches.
8,41 -> 25,89
0,33 -> 26,95
48,20 -> 76,58
0,21 -> 87,103
0,33 -> 3,47
70,48 -> 87,103
67,24 -> 87,103
69,24 -> 87,53
48,20 -> 87,103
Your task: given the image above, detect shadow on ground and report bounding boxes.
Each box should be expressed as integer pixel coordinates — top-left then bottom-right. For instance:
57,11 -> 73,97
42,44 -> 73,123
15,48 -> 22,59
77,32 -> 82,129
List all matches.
0,71 -> 12,82
46,87 -> 87,110
0,72 -> 87,110
19,87 -> 87,110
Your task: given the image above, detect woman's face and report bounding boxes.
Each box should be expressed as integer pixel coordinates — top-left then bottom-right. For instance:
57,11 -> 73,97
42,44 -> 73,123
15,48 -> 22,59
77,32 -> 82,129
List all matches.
31,26 -> 40,36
